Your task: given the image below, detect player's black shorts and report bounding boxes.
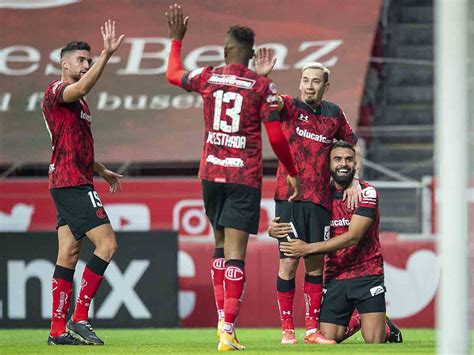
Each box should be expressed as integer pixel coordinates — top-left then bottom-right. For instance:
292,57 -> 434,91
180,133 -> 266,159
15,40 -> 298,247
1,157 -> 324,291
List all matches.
275,200 -> 330,259
201,180 -> 261,235
50,184 -> 111,241
319,274 -> 386,326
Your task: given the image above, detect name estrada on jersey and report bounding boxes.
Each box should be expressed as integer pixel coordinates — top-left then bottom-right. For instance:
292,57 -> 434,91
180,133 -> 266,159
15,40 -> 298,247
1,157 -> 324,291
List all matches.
274,96 -> 358,210
324,181 -> 384,280
182,65 -> 281,189
41,80 -> 95,189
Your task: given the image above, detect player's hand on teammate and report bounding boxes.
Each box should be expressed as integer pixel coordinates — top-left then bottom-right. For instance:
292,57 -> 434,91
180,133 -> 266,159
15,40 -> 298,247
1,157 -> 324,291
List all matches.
343,178 -> 362,209
279,239 -> 310,258
99,169 -> 123,194
268,217 -> 292,239
101,20 -> 125,55
286,175 -> 300,202
165,3 -> 189,41
254,47 -> 277,76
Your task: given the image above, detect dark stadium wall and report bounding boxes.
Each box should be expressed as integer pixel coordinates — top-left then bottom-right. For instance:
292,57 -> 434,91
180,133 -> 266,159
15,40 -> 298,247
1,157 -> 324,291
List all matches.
0,231 -> 178,328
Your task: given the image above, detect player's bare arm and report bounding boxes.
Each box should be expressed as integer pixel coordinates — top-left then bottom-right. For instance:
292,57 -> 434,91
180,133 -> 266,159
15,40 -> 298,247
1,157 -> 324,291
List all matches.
62,20 -> 124,103
254,47 -> 276,76
94,161 -> 123,194
343,142 -> 363,209
165,3 -> 189,41
280,214 -> 373,257
267,217 -> 293,239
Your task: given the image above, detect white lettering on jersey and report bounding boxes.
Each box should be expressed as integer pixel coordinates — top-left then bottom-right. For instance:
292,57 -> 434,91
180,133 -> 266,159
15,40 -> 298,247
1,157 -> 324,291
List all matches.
207,74 -> 255,89
206,155 -> 244,168
330,218 -> 350,227
295,126 -> 331,144
206,131 -> 246,149
80,110 -> 91,122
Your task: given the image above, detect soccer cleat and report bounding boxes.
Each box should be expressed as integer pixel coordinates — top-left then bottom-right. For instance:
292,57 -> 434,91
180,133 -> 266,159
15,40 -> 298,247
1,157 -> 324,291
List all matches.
281,329 -> 297,345
47,332 -> 87,345
217,331 -> 246,352
386,316 -> 403,343
304,330 -> 337,344
216,318 -> 224,341
66,319 -> 104,345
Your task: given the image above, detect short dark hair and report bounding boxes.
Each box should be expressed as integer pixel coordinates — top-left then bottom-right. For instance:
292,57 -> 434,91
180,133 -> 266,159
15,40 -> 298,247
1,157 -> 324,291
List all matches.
60,41 -> 91,59
226,26 -> 255,49
330,140 -> 355,155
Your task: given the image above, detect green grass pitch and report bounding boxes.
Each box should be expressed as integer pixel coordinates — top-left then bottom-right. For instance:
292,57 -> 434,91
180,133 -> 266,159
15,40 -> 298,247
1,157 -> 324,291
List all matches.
0,328 -> 436,354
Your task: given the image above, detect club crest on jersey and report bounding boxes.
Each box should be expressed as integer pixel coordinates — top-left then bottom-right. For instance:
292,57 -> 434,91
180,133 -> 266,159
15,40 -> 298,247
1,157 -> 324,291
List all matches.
80,110 -> 91,122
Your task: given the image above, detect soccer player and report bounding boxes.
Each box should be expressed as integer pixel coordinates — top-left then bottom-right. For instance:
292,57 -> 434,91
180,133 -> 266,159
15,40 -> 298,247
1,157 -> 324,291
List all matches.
165,4 -> 300,352
254,50 -> 362,344
270,140 -> 403,344
41,20 -> 124,345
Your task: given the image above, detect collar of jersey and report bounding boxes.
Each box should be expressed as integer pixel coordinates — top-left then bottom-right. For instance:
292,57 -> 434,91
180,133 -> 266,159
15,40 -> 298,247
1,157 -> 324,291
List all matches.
294,97 -> 322,114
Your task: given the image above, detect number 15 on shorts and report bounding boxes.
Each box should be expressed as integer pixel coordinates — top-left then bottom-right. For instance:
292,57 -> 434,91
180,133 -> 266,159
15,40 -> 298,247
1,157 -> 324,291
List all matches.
88,190 -> 103,208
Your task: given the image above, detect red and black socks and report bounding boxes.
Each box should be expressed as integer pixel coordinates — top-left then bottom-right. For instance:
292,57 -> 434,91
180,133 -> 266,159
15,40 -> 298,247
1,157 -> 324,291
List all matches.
211,248 -> 225,320
72,254 -> 109,322
277,276 -> 296,330
50,265 -> 74,336
223,259 -> 246,334
303,274 -> 323,334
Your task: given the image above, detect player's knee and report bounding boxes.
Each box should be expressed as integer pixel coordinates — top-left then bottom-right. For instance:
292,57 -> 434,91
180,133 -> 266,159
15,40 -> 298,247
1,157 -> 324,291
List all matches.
57,247 -> 80,267
279,258 -> 298,278
362,331 -> 385,343
95,233 -> 118,259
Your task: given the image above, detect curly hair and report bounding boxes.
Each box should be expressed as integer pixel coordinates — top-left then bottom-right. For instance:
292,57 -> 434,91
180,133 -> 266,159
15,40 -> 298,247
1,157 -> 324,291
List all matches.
226,26 -> 255,49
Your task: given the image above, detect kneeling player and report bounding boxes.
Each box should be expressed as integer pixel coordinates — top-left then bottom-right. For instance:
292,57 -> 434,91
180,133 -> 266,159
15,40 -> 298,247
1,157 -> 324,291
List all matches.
270,141 -> 402,344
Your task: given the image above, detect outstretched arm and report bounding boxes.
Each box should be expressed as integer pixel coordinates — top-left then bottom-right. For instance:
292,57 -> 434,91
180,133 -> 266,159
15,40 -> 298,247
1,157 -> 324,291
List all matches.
62,20 -> 124,103
165,3 -> 189,87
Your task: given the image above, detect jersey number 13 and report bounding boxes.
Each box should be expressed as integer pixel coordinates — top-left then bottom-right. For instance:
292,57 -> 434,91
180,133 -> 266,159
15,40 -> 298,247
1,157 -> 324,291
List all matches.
213,90 -> 243,133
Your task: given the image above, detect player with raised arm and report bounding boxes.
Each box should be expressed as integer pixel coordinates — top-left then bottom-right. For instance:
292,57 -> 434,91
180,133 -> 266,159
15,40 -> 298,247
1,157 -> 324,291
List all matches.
41,20 -> 124,346
165,4 -> 299,352
254,49 -> 362,345
270,140 -> 403,344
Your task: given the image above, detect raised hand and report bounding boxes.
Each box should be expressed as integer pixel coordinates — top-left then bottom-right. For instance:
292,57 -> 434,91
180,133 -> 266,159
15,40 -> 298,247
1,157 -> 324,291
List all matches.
254,47 -> 277,76
165,3 -> 189,41
101,19 -> 125,55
